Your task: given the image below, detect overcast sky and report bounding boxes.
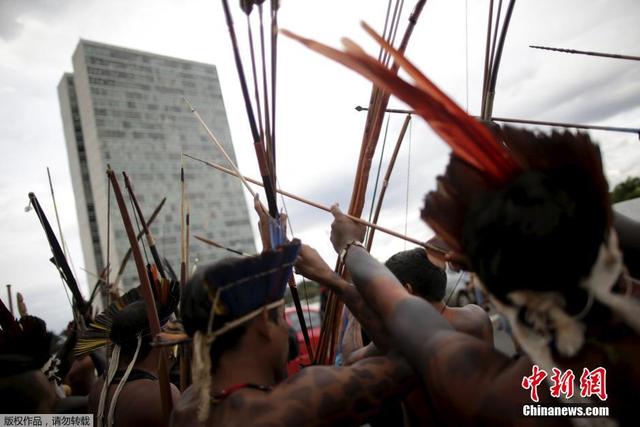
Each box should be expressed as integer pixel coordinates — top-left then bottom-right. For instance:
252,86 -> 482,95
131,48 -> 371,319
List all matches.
1,0 -> 638,332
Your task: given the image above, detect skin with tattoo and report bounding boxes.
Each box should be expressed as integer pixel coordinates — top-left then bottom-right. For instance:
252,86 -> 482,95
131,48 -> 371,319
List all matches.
331,207 -> 608,425
343,290 -> 493,366
170,305 -> 414,427
296,244 -> 492,353
297,242 -> 495,426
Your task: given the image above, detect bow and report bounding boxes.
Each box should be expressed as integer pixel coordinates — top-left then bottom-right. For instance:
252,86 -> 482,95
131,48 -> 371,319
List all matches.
312,0 -> 429,365
122,172 -> 167,279
106,167 -> 173,419
28,192 -> 88,319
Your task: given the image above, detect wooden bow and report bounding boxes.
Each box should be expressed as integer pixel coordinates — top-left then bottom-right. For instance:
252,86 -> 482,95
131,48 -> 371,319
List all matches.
28,192 -> 88,319
106,167 -> 173,419
313,0 -> 428,365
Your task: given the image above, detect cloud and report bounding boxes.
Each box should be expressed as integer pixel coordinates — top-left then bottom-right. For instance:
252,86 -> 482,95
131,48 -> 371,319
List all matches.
0,0 -> 73,41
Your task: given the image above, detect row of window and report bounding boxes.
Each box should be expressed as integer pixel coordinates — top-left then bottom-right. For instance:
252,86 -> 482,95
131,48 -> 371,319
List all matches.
88,56 -> 153,74
87,66 -> 136,80
86,53 -> 219,82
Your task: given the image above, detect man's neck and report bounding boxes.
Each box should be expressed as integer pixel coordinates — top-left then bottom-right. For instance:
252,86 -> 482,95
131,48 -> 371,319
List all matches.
431,301 -> 446,313
211,349 -> 276,392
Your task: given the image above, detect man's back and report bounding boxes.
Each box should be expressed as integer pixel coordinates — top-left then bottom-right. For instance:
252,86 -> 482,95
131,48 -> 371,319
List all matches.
171,356 -> 413,427
89,371 -> 180,427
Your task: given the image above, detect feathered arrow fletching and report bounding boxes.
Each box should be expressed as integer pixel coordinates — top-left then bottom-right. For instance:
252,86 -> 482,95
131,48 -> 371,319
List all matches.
281,23 -> 521,184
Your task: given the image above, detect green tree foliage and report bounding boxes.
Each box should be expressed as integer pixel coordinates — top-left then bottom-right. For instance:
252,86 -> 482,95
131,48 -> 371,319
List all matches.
611,177 -> 640,204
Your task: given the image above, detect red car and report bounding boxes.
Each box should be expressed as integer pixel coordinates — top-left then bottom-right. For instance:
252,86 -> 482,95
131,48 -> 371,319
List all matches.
285,305 -> 321,374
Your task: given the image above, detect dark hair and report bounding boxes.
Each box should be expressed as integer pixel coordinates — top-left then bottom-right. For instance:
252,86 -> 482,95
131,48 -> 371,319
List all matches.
463,167 -> 607,309
181,257 -> 280,372
384,248 -> 447,302
109,301 -> 152,362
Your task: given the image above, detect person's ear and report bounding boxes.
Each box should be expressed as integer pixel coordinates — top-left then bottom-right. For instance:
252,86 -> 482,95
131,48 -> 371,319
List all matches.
405,283 -> 414,295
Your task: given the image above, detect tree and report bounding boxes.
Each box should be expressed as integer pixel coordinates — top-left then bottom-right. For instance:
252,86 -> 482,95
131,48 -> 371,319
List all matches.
284,280 -> 320,305
611,177 -> 640,204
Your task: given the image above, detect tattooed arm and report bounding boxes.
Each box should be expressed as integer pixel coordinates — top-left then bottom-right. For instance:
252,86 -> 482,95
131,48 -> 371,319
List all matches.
295,244 -> 390,350
250,354 -> 415,427
330,209 -> 565,425
343,250 -> 564,425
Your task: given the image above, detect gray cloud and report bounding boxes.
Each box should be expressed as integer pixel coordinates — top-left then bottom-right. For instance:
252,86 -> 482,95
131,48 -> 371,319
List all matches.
0,0 -> 72,41
0,0 -> 25,40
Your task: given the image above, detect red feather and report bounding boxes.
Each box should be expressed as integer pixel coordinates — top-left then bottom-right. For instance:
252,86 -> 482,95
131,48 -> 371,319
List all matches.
282,24 -> 521,183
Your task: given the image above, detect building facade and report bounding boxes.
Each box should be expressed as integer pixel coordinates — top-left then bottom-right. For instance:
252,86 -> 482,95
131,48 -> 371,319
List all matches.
58,40 -> 256,305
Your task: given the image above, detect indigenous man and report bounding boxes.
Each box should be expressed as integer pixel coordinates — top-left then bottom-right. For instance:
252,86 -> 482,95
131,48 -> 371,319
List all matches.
328,139 -> 640,427
283,28 -> 640,425
81,281 -> 181,427
295,243 -> 495,426
171,239 -> 415,427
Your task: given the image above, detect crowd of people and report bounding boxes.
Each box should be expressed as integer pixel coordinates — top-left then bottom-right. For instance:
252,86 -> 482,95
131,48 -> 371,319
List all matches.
2,25 -> 640,427
3,122 -> 640,426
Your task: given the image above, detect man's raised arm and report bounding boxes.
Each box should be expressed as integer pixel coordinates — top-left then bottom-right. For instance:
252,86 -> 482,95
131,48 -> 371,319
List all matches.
295,244 -> 391,350
326,206 -> 550,425
327,205 -> 452,343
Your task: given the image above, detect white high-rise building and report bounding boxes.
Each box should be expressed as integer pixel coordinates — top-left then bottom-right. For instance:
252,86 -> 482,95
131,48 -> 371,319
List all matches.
58,40 -> 255,306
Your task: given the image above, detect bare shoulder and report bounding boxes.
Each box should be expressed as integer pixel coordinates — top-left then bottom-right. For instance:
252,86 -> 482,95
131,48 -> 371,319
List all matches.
171,385 -> 199,427
115,380 -> 180,426
123,379 -> 180,404
454,303 -> 489,323
446,304 -> 493,343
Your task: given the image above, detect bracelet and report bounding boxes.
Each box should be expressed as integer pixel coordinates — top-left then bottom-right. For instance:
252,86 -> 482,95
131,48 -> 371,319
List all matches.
339,240 -> 366,265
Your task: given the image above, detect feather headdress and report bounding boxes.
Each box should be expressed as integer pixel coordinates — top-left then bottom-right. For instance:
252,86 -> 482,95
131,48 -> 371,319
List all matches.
75,277 -> 180,357
200,239 -> 300,321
